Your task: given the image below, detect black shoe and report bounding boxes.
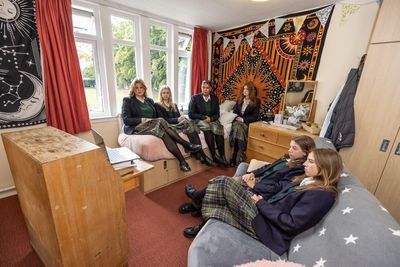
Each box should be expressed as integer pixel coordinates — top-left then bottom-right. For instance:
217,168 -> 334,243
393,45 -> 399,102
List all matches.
201,155 -> 217,167
179,203 -> 200,214
214,154 -> 229,167
191,209 -> 202,217
185,184 -> 197,200
186,144 -> 201,153
183,223 -> 204,238
180,162 -> 191,172
229,157 -> 237,167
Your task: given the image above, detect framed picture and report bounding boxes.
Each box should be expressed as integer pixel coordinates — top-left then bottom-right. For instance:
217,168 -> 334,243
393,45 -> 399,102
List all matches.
287,82 -> 304,92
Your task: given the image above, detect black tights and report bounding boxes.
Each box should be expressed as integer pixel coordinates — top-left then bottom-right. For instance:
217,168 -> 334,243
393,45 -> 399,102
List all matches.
187,132 -> 209,160
203,130 -> 225,159
160,126 -> 192,164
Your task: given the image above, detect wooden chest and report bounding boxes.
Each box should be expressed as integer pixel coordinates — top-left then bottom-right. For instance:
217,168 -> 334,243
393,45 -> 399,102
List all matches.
246,122 -> 316,163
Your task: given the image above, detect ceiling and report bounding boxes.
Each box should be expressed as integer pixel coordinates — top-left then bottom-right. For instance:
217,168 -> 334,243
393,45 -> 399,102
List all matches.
109,0 -> 338,31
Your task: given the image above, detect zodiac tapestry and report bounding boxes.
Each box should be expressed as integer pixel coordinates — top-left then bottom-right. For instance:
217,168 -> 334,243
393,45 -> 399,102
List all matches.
211,5 -> 334,119
0,0 -> 46,129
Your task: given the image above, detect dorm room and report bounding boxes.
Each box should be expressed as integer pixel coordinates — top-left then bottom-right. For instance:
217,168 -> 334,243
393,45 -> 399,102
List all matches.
1,0 -> 399,266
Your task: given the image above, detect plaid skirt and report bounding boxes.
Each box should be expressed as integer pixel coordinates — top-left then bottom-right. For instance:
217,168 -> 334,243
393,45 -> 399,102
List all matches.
170,118 -> 199,134
134,117 -> 170,138
229,121 -> 248,144
201,176 -> 259,238
197,120 -> 224,136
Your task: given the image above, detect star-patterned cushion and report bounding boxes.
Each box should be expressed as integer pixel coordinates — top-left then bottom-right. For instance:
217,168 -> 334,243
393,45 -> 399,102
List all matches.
188,138 -> 400,267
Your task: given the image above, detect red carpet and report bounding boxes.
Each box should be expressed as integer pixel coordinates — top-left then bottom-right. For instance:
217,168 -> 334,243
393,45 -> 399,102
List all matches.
0,167 -> 235,267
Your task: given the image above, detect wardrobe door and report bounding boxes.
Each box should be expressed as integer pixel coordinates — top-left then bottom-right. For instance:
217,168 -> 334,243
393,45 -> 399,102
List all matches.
375,128 -> 400,222
371,0 -> 400,43
340,43 -> 400,193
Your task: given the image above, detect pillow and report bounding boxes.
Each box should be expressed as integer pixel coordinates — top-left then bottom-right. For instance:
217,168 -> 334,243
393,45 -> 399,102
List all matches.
247,159 -> 269,172
220,100 -> 236,112
219,110 -> 237,125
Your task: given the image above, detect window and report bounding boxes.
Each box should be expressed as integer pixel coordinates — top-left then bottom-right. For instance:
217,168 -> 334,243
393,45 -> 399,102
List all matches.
72,3 -> 108,117
72,1 -> 193,118
110,14 -> 138,113
177,31 -> 192,108
149,22 -> 169,96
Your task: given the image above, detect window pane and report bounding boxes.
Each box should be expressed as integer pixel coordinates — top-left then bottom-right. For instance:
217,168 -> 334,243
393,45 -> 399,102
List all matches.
76,42 -> 102,112
178,32 -> 192,52
178,56 -> 189,106
111,16 -> 134,41
149,25 -> 167,47
113,44 -> 136,111
150,49 -> 167,94
72,9 -> 96,35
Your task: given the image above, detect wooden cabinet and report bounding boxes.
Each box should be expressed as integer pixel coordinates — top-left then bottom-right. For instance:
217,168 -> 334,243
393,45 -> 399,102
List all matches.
246,122 -> 316,163
2,127 -> 128,266
371,0 -> 400,43
340,0 -> 400,223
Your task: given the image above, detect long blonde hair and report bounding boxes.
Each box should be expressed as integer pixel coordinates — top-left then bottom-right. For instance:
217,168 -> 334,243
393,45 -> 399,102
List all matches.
293,148 -> 343,195
129,78 -> 148,97
158,85 -> 177,112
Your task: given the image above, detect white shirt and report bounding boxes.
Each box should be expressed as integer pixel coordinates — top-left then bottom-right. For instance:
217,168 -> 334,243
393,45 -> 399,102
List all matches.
203,95 -> 210,102
300,177 -> 315,186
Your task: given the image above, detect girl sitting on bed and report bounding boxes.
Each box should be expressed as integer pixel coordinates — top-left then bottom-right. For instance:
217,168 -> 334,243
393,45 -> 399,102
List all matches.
184,148 -> 343,256
154,85 -> 215,167
121,78 -> 201,172
188,80 -> 229,167
229,81 -> 261,167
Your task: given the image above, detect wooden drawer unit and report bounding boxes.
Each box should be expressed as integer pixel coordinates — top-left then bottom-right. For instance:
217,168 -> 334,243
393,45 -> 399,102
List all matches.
246,122 -> 316,162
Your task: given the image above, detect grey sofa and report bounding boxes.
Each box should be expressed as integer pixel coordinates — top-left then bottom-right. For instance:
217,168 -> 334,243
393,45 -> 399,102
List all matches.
188,138 -> 400,266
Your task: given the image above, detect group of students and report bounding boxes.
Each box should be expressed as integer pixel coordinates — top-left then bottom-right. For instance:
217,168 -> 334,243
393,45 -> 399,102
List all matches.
121,78 -> 260,172
122,78 -> 343,256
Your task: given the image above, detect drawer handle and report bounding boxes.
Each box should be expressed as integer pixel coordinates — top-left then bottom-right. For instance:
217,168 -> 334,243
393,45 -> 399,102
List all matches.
380,139 -> 390,152
395,143 -> 400,156
260,134 -> 265,137
258,146 -> 264,150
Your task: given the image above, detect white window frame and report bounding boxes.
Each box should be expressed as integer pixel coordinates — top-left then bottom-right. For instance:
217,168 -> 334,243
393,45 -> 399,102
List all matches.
72,0 -> 194,119
72,1 -> 110,118
176,27 -> 193,109
108,9 -> 141,114
148,19 -> 172,98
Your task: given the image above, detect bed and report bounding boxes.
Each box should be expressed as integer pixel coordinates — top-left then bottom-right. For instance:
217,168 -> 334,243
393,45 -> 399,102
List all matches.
117,100 -> 237,193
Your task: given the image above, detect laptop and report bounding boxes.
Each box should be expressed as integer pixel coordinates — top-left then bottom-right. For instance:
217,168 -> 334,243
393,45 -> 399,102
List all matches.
91,129 -> 140,165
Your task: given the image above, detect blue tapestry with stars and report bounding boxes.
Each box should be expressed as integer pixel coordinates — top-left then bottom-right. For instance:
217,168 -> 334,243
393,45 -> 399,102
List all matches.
211,5 -> 334,119
0,0 -> 46,129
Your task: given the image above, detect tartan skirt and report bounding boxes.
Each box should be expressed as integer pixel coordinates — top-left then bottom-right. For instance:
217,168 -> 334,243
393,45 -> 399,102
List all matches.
197,120 -> 224,136
201,176 -> 259,239
170,118 -> 199,134
134,117 -> 170,138
229,121 -> 248,144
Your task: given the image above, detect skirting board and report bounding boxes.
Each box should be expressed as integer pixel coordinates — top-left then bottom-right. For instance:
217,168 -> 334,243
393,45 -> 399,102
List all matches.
0,186 -> 17,199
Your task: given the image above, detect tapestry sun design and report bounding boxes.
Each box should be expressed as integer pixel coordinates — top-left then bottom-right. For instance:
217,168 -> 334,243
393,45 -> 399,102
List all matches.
211,5 -> 334,119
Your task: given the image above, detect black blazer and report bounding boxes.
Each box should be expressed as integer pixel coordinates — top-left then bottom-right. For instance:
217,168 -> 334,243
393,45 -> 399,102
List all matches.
252,187 -> 335,256
188,93 -> 220,122
232,98 -> 260,124
154,103 -> 181,124
250,169 -> 335,256
121,96 -> 157,134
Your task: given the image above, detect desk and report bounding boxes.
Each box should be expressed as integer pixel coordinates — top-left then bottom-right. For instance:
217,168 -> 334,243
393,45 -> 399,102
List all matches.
2,127 -> 128,266
115,159 -> 154,192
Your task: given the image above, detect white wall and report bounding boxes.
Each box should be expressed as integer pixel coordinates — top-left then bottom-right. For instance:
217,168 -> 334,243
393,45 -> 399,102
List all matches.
0,0 -> 379,197
314,0 -> 379,124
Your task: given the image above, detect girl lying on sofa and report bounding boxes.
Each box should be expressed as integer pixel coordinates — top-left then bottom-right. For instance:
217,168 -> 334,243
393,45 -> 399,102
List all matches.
181,147 -> 343,256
